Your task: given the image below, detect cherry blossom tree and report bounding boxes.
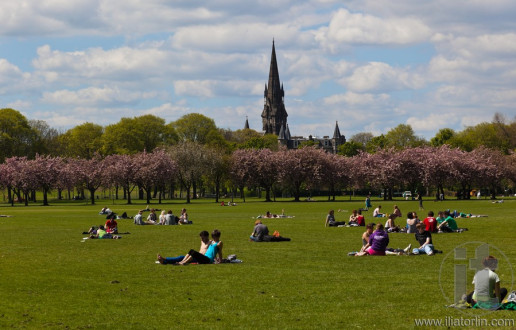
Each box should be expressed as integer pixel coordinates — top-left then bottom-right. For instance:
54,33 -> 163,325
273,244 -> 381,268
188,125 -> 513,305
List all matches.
469,147 -> 508,199
203,148 -> 229,203
104,154 -> 138,204
133,149 -> 177,204
30,155 -> 64,206
278,147 -> 325,201
72,155 -> 108,205
229,149 -> 254,202
320,153 -> 352,201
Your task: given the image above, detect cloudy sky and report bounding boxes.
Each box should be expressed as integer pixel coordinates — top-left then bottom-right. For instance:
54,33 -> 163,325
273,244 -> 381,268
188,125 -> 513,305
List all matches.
1,0 -> 515,139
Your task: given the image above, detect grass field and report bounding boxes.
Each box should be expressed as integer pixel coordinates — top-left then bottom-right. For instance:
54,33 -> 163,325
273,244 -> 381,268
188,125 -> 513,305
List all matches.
1,196 -> 515,329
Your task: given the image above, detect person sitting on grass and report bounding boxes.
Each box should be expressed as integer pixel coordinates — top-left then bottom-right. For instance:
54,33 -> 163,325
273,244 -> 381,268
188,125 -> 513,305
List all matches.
466,256 -> 508,309
423,210 -> 437,233
105,214 -> 118,234
373,205 -> 384,217
164,210 -> 177,225
384,214 -> 400,232
179,229 -> 223,265
158,231 -> 211,265
178,208 -> 191,225
356,209 -> 365,226
349,210 -> 358,224
437,210 -> 458,232
359,223 -> 375,252
406,212 -> 420,233
99,207 -> 111,215
411,223 -> 435,255
133,210 -> 156,225
250,220 -> 291,242
355,223 -> 389,256
393,205 -> 402,218
325,209 -> 346,227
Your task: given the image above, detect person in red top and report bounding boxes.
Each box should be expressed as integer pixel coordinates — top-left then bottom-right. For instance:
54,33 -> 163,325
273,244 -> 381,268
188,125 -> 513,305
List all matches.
105,214 -> 118,234
423,210 -> 437,233
356,209 -> 365,226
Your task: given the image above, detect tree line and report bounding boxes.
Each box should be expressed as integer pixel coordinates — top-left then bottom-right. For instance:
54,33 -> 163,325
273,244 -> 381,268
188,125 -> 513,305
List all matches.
0,108 -> 515,205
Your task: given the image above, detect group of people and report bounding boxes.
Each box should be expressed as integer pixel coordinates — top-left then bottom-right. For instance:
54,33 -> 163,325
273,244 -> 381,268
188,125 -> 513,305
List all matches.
325,209 -> 365,227
133,208 -> 191,225
157,229 -> 223,265
355,221 -> 438,256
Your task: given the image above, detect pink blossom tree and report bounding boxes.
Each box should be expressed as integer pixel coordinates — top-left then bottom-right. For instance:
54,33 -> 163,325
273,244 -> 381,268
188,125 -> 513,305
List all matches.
278,147 -> 325,201
72,155 -> 108,205
103,154 -> 138,204
30,155 -> 64,206
133,149 -> 177,204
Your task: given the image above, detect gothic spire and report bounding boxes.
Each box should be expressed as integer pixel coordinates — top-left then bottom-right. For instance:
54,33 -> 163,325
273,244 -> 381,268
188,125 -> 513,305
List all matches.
244,116 -> 249,129
333,121 -> 341,139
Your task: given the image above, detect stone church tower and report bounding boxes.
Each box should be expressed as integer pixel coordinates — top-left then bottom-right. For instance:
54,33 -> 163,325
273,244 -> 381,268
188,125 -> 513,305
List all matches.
261,41 -> 288,135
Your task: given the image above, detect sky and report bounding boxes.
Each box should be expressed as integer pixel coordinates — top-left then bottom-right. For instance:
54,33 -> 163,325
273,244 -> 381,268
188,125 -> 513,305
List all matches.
1,0 -> 516,140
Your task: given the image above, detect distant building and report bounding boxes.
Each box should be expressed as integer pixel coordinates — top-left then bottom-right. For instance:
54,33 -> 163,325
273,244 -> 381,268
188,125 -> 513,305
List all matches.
250,41 -> 346,154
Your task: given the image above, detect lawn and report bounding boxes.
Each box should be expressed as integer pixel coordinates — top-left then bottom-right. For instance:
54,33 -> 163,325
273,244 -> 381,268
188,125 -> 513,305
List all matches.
1,196 -> 515,329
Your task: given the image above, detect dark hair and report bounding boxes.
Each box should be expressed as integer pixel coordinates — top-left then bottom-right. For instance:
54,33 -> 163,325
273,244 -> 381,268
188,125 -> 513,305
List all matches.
482,256 -> 498,270
427,211 -> 434,216
358,209 -> 362,215
211,229 -> 221,238
416,223 -> 424,229
366,223 -> 374,230
168,210 -> 172,214
407,212 -> 414,219
444,210 -> 450,216
199,231 -> 209,237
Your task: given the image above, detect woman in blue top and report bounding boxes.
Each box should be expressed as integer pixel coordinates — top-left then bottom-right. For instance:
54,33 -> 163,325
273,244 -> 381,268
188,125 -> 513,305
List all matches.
179,230 -> 223,265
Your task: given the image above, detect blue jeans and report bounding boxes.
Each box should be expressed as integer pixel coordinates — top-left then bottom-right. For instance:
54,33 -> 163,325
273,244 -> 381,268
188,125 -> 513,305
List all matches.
163,256 -> 184,264
412,244 -> 434,255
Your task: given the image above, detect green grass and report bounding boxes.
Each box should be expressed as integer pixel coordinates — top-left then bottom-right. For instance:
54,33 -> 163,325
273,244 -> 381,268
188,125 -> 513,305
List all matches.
1,196 -> 515,329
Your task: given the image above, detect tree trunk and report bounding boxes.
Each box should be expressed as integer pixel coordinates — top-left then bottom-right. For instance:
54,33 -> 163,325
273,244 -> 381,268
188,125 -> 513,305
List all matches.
43,188 -> 49,206
89,188 -> 96,205
127,187 -> 132,204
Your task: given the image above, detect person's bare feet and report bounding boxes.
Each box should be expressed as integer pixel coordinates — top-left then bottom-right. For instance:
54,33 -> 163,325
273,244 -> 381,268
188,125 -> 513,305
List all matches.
157,254 -> 164,264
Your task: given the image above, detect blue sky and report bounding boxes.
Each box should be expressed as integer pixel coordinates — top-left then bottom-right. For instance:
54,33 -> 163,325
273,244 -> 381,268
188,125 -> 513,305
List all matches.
1,0 -> 516,140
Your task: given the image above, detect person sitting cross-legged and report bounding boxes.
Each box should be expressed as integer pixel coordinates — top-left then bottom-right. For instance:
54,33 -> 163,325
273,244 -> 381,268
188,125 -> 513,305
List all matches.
412,223 -> 435,255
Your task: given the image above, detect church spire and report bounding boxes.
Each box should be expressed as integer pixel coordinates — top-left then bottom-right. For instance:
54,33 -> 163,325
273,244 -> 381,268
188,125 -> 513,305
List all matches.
333,121 -> 341,139
244,116 -> 249,129
261,40 -> 288,135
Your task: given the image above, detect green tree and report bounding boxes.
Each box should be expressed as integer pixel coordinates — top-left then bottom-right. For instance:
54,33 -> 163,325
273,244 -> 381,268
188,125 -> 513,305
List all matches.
29,119 -> 63,156
338,141 -> 363,157
102,115 -> 174,155
59,123 -> 104,159
350,132 -> 374,148
430,128 -> 456,147
239,134 -> 279,150
385,124 -> 426,149
172,113 -> 221,145
365,134 -> 387,153
0,108 -> 38,162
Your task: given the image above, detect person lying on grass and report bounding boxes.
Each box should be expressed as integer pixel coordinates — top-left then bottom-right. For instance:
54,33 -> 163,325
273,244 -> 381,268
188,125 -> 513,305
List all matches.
179,229 -> 223,265
158,230 -> 211,265
249,220 -> 291,242
90,225 -> 121,239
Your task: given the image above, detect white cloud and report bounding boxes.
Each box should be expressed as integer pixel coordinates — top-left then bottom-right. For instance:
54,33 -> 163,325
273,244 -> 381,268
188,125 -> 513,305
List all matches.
323,91 -> 390,106
41,87 -> 156,106
315,8 -> 432,52
342,62 -> 425,92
